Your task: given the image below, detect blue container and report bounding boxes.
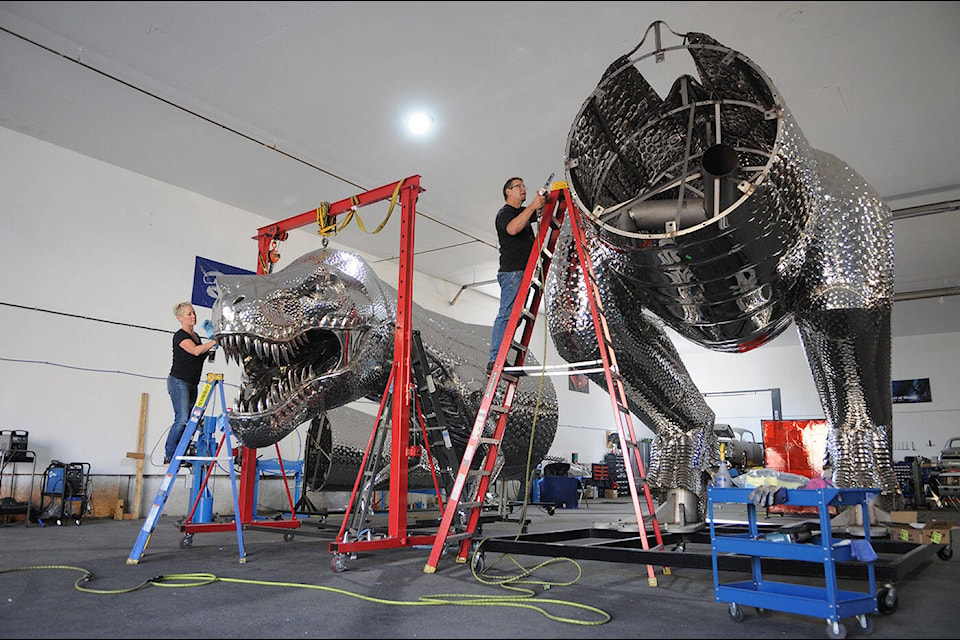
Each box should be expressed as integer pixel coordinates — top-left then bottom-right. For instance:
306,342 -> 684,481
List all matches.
539,476 -> 579,509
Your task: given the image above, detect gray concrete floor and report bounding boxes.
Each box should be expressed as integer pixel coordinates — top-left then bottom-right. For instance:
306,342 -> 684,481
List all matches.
0,496 -> 956,638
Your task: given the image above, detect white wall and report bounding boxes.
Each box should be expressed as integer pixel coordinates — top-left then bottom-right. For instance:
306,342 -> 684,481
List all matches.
1,127 -> 957,516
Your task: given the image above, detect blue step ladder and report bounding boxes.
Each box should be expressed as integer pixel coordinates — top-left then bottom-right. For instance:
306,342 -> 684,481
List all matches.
126,373 -> 247,564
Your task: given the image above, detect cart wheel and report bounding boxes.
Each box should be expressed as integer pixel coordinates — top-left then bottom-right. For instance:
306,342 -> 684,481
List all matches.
727,602 -> 744,622
937,545 -> 953,560
826,620 -> 847,639
179,533 -> 193,549
471,550 -> 486,573
877,586 -> 898,614
283,532 -> 295,542
547,506 -> 555,516
331,553 -> 347,573
855,614 -> 874,635
56,518 -> 62,526
755,607 -> 772,618
75,519 -> 82,526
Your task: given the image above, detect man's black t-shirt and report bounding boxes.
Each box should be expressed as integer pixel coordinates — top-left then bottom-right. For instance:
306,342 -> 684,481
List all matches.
495,204 -> 536,272
169,328 -> 205,386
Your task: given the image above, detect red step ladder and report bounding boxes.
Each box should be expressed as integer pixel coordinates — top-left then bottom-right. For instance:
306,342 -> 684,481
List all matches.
423,183 -> 666,584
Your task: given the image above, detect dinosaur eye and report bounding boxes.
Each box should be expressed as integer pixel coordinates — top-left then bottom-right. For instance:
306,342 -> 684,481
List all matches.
233,296 -> 245,304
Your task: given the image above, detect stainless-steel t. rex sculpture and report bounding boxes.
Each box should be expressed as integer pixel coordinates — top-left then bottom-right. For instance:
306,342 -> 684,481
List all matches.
212,248 -> 557,493
545,21 -> 901,527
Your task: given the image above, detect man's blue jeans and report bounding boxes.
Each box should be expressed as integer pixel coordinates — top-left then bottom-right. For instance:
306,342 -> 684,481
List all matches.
164,375 -> 198,462
489,270 -> 525,363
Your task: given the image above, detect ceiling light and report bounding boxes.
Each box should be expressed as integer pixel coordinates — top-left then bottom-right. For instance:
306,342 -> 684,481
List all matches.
406,111 -> 434,136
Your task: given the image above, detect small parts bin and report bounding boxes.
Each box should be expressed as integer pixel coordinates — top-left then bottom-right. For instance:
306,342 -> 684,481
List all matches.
708,486 -> 891,639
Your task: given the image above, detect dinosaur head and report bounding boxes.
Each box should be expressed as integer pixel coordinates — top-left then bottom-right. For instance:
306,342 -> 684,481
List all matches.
212,249 -> 395,448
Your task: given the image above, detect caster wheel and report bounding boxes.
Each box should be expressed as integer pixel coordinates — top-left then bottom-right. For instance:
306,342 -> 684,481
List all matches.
755,607 -> 772,618
547,506 -> 555,516
56,519 -> 62,526
283,533 -> 295,542
937,545 -> 953,560
826,621 -> 847,639
179,534 -> 194,549
471,551 -> 485,573
827,622 -> 847,640
331,554 -> 347,573
728,603 -> 744,622
75,519 -> 82,526
877,586 -> 898,614
856,614 -> 874,635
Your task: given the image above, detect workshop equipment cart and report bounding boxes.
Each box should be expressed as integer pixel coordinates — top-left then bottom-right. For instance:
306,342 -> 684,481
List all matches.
708,486 -> 884,639
38,461 -> 91,526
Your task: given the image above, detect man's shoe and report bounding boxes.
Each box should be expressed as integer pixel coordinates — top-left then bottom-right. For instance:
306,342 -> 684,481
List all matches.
486,361 -> 495,375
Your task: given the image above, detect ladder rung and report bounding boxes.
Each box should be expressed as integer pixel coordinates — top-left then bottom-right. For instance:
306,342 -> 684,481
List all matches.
444,532 -> 474,543
540,246 -> 553,259
468,468 -> 493,478
477,437 -> 500,446
509,341 -> 528,355
457,501 -> 482,509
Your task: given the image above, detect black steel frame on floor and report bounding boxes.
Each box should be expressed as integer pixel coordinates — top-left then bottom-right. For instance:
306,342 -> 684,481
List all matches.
475,524 -> 938,584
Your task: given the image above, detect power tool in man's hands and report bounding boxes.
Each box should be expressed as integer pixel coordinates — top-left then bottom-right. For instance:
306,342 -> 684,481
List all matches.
538,173 -> 555,197
533,173 -> 555,221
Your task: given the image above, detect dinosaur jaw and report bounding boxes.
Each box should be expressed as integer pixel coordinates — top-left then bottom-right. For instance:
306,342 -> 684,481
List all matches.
219,326 -> 360,421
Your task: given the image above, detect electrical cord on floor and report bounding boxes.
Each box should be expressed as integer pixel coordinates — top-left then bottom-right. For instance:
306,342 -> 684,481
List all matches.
456,541 -> 612,626
1,561 -> 610,626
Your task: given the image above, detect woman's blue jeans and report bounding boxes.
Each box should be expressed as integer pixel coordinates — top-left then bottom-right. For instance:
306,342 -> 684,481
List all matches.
489,270 -> 525,363
164,375 -> 198,462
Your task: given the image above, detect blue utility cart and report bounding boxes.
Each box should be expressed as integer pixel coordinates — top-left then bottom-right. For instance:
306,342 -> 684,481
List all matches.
708,486 -> 881,639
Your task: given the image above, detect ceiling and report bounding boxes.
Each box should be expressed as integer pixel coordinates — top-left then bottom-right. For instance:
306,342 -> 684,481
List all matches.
1,1 -> 959,338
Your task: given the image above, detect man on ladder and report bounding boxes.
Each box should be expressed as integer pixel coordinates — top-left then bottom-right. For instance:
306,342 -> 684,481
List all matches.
426,181 -> 667,585
487,176 -> 548,375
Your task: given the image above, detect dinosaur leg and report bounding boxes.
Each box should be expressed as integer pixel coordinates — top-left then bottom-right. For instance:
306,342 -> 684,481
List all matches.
796,306 -> 903,510
794,149 -> 901,511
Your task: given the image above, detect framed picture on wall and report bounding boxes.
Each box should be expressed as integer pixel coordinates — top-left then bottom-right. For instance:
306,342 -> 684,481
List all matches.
892,378 -> 932,403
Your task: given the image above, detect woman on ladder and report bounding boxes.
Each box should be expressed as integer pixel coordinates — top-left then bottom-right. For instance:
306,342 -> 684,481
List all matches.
163,302 -> 218,465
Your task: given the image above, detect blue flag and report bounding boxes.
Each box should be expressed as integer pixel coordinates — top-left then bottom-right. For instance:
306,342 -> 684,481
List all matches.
191,256 -> 255,309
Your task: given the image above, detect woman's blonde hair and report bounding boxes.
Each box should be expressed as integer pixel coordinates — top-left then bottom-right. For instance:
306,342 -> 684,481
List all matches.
173,302 -> 194,318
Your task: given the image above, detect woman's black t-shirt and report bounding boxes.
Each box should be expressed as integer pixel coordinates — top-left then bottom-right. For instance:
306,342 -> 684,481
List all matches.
170,328 -> 205,385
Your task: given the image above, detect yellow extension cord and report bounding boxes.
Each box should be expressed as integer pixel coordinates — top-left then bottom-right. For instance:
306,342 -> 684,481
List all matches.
1,561 -> 610,626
